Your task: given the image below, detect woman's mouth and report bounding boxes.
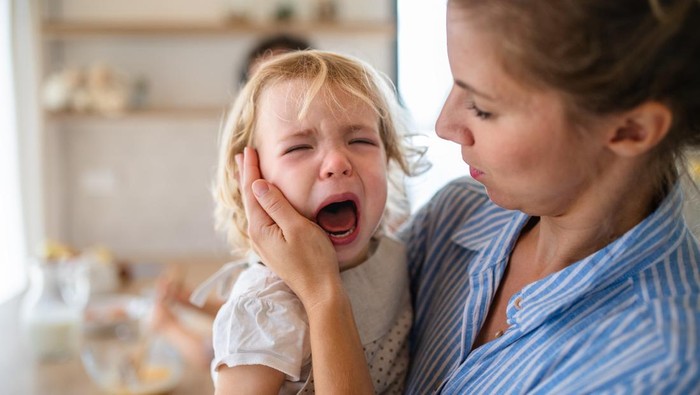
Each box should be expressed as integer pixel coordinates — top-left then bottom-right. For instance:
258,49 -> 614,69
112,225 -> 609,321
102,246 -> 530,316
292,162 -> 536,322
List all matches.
470,166 -> 485,179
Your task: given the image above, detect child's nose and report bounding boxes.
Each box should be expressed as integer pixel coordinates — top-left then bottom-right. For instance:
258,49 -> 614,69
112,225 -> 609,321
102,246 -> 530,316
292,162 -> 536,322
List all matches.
320,149 -> 353,178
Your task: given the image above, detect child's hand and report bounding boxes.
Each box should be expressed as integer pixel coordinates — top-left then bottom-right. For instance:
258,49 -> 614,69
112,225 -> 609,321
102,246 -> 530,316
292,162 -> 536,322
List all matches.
237,147 -> 344,310
155,266 -> 191,304
150,298 -> 178,332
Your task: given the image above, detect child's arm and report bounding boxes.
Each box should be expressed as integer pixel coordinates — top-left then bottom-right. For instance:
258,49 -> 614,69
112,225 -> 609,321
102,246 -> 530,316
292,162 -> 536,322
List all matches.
158,265 -> 224,317
150,300 -> 213,369
215,365 -> 285,395
305,287 -> 373,394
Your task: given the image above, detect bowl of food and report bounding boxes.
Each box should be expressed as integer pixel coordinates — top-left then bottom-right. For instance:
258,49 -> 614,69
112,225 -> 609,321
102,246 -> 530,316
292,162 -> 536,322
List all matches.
81,294 -> 183,395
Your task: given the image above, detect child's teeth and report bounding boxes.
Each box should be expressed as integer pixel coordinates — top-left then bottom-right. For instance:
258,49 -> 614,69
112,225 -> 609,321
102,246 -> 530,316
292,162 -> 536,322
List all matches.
327,226 -> 355,238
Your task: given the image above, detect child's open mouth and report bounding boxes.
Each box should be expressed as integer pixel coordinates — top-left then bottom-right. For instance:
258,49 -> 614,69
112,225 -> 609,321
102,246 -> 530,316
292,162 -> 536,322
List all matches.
315,200 -> 359,244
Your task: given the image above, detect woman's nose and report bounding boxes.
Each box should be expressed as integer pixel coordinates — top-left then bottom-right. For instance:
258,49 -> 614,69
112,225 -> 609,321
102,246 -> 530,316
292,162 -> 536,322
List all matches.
320,149 -> 353,178
436,92 -> 475,146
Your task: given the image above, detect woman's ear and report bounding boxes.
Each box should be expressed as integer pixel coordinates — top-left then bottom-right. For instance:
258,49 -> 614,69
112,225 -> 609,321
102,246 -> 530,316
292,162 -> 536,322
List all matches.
606,101 -> 673,157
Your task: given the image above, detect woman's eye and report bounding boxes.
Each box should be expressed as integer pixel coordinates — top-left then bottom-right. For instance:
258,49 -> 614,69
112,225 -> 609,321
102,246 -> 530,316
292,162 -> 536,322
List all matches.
467,102 -> 492,120
284,145 -> 312,154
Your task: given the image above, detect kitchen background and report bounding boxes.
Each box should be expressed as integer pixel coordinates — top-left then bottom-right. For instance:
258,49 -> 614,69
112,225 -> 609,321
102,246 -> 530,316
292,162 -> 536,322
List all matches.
8,0 -> 700,300
2,2 -> 468,393
43,0 -> 396,262
4,2 -> 700,393
3,0 -> 469,301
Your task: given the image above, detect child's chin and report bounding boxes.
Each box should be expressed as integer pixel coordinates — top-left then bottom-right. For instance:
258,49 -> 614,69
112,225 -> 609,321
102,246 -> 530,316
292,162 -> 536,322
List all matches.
335,244 -> 369,271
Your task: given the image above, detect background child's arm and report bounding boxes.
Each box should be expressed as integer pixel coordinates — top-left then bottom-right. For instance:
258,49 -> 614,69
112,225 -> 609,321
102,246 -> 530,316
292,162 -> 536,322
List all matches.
215,365 -> 285,395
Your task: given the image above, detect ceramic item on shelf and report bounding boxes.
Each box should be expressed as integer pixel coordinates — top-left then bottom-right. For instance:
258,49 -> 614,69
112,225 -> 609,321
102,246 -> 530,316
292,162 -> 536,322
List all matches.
42,69 -> 82,112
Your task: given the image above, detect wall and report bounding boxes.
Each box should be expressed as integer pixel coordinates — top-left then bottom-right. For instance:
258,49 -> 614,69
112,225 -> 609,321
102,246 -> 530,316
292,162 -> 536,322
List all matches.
41,0 -> 396,261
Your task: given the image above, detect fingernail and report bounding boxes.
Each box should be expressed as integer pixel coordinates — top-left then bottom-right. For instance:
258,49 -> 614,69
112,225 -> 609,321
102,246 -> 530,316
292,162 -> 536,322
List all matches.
252,180 -> 269,197
235,153 -> 242,167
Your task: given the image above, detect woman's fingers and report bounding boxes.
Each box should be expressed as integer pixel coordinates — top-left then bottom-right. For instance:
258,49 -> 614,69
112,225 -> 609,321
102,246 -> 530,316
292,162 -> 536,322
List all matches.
238,147 -> 274,231
250,179 -> 307,234
241,147 -> 311,236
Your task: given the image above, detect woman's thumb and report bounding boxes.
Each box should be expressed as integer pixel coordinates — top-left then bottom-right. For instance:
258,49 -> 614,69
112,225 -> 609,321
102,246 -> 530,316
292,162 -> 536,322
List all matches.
252,179 -> 270,198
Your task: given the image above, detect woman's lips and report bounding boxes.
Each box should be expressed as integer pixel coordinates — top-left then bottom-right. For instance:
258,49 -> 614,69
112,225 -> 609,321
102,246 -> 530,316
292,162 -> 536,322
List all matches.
470,166 -> 485,179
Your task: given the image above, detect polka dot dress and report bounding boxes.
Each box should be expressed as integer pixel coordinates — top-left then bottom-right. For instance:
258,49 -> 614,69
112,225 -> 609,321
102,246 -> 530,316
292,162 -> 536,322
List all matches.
365,304 -> 412,394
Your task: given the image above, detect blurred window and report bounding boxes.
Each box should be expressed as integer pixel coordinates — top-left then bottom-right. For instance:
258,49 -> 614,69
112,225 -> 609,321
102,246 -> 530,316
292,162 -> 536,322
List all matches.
0,1 -> 27,303
397,0 -> 469,212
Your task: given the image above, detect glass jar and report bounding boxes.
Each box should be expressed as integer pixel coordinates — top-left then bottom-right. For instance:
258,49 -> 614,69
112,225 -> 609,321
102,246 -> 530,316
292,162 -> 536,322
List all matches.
21,259 -> 89,361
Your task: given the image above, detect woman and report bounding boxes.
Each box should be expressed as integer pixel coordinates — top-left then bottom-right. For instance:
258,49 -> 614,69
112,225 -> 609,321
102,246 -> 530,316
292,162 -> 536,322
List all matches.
238,0 -> 700,393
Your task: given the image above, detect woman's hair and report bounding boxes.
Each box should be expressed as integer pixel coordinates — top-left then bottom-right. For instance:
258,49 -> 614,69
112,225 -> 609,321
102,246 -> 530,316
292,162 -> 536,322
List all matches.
451,0 -> 700,195
215,50 -> 422,254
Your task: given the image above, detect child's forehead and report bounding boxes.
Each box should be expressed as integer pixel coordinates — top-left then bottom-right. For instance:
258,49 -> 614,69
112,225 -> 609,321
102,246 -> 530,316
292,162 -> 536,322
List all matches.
253,78 -> 381,138
260,79 -> 367,107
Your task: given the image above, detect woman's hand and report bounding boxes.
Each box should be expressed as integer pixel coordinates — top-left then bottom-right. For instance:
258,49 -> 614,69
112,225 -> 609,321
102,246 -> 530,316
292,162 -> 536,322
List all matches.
237,147 -> 342,310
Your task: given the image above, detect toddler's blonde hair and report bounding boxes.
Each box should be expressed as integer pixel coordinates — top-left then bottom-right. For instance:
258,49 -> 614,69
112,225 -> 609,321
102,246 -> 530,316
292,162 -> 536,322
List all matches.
214,50 -> 419,255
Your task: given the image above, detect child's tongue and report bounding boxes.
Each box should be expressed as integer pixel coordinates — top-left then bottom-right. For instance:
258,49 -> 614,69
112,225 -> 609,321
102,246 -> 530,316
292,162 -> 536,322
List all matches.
316,202 -> 356,233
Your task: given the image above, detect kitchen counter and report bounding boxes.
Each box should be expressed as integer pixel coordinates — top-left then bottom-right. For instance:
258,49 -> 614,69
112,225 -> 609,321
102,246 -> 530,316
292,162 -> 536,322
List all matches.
0,259 -> 226,395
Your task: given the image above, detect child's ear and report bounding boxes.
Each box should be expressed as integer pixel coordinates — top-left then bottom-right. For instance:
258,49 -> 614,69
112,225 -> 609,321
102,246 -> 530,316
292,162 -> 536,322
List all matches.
606,101 -> 673,157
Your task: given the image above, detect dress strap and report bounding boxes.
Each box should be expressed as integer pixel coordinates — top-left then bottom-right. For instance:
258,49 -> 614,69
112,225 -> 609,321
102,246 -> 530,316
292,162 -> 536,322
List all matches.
189,259 -> 249,307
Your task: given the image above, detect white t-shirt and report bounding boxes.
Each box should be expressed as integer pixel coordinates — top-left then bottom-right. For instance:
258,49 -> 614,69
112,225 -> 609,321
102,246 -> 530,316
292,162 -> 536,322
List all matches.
207,236 -> 412,394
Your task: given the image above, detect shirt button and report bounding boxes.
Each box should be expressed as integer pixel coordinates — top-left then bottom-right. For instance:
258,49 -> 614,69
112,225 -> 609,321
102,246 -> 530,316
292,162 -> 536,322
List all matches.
514,296 -> 523,310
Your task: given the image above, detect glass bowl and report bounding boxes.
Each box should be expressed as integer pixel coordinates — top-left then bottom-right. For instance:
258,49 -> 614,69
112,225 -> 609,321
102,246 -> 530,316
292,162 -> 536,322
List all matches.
80,294 -> 183,395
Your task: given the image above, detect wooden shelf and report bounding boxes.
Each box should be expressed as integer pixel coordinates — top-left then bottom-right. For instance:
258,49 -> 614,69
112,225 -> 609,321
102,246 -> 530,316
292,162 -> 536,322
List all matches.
45,107 -> 226,121
42,20 -> 396,39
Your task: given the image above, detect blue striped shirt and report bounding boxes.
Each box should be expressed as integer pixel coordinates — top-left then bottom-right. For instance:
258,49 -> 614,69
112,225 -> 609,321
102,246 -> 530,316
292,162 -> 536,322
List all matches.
398,177 -> 700,394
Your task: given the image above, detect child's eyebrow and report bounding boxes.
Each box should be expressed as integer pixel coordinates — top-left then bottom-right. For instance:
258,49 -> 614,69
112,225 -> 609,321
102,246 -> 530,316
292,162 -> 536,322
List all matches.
278,128 -> 314,140
345,123 -> 379,133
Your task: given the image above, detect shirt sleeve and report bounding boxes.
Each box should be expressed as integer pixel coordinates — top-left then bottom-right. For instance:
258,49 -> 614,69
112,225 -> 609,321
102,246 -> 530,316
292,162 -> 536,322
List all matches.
211,265 -> 311,382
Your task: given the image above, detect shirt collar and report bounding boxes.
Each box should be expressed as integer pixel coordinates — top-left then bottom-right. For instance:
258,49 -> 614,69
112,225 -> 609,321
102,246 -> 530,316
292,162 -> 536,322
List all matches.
448,182 -> 687,331
512,183 -> 688,329
451,202 -> 528,275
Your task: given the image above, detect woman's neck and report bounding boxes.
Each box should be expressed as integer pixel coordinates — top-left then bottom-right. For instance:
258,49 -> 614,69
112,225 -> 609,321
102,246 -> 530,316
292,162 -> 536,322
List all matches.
523,167 -> 661,277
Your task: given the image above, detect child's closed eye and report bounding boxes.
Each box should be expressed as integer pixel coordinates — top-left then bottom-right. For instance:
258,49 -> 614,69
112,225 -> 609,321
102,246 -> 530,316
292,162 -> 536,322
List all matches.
349,138 -> 378,146
283,144 -> 313,155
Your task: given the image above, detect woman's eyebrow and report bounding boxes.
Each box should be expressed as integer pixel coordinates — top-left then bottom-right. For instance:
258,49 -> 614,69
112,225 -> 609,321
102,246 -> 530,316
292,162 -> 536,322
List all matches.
454,79 -> 497,101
